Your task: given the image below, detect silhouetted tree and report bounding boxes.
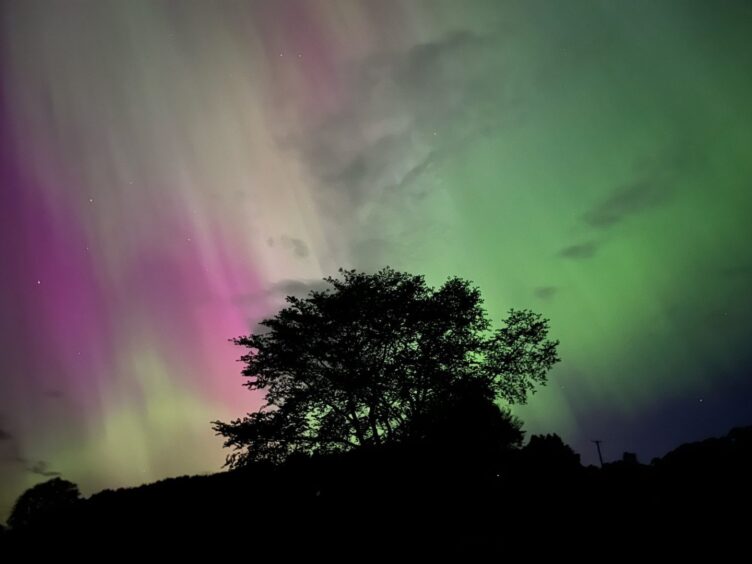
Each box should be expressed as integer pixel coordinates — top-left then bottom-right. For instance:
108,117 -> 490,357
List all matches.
213,267 -> 559,467
8,478 -> 81,530
519,433 -> 581,471
408,378 -> 525,458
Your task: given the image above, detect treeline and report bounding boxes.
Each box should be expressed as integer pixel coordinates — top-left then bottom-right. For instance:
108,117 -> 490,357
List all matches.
1,425 -> 750,556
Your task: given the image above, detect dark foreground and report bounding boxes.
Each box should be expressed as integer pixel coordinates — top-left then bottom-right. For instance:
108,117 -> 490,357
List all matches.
1,426 -> 750,556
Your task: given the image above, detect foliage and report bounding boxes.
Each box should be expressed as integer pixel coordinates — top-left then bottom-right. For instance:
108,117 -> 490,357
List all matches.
213,267 -> 559,467
8,477 -> 81,530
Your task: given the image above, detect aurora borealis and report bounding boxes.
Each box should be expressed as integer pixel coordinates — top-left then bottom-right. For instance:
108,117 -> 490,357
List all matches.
1,0 -> 752,520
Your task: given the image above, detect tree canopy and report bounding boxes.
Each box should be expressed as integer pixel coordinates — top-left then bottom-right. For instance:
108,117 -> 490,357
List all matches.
8,478 -> 81,530
213,267 -> 559,468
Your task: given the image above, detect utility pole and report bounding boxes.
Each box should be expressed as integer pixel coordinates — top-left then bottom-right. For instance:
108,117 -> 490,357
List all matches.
592,440 -> 605,467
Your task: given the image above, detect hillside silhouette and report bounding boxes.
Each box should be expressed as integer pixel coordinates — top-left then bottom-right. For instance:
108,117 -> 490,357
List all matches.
1,425 -> 750,556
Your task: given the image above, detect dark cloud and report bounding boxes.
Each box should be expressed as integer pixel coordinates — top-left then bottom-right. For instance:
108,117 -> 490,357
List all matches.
400,155 -> 436,199
27,460 -> 61,478
281,236 -> 309,259
534,286 -> 558,300
582,138 -> 701,231
44,389 -> 64,399
583,178 -> 670,229
266,236 -> 310,258
267,279 -> 331,300
245,279 -> 334,335
231,278 -> 332,320
559,241 -> 598,260
290,239 -> 310,258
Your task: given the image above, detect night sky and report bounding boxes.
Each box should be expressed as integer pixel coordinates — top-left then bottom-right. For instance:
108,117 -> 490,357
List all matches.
2,0 -> 751,521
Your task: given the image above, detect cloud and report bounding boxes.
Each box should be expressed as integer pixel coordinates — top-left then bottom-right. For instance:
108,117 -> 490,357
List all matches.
397,155 -> 436,198
283,30 -> 513,263
7,453 -> 62,479
563,146 -> 693,260
559,241 -> 598,260
242,278 -> 334,335
266,236 -> 310,259
581,140 -> 699,231
534,286 -> 558,300
27,460 -> 61,478
281,236 -> 309,259
267,279 -> 332,300
582,178 -> 670,229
